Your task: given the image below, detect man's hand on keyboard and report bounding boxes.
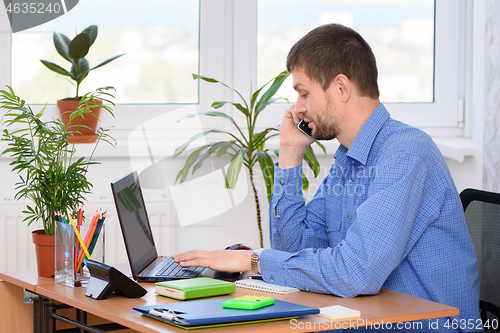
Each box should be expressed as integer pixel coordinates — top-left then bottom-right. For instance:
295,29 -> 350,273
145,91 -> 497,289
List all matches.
172,249 -> 252,273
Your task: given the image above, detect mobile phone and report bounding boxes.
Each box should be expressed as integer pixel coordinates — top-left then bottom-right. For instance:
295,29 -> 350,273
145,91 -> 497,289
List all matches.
297,119 -> 313,138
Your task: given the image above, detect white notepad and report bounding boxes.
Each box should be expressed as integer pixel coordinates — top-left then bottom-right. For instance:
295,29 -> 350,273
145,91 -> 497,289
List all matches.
317,305 -> 361,320
235,279 -> 300,294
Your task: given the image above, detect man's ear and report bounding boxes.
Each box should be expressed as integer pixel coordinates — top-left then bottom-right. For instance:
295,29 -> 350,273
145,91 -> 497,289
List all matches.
334,74 -> 351,102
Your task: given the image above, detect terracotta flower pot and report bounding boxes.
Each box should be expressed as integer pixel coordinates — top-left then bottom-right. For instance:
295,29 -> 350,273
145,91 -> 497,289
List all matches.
32,229 -> 55,278
57,99 -> 103,143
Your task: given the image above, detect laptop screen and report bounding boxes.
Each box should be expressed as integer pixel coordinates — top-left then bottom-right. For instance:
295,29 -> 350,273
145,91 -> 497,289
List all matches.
111,171 -> 158,276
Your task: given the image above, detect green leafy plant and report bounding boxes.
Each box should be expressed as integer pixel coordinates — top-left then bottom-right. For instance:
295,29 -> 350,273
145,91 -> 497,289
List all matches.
173,71 -> 326,247
0,86 -> 117,236
40,25 -> 125,99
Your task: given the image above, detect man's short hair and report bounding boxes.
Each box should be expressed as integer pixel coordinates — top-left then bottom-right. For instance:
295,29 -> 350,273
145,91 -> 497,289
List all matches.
286,24 -> 380,98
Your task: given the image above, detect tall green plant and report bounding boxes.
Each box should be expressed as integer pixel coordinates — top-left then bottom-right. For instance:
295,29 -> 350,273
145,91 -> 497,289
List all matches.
0,86 -> 116,235
173,71 -> 326,247
40,25 -> 125,99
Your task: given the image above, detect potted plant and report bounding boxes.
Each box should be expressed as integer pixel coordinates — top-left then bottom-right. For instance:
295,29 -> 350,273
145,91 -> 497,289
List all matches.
40,25 -> 124,143
173,71 -> 326,247
0,86 -> 116,277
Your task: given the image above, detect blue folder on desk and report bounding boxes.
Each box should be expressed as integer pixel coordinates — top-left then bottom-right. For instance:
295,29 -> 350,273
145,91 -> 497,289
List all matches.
133,297 -> 319,328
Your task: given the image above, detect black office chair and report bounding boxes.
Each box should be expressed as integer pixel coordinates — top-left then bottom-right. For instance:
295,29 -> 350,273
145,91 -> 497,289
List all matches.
460,188 -> 500,330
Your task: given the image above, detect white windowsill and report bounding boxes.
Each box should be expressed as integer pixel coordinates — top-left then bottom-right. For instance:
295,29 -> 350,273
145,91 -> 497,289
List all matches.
0,135 -> 476,163
76,136 -> 477,163
433,138 -> 476,163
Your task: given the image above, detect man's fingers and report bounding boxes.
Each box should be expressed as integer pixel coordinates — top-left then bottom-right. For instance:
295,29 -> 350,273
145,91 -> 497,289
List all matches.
179,259 -> 205,267
286,104 -> 302,124
173,250 -> 206,262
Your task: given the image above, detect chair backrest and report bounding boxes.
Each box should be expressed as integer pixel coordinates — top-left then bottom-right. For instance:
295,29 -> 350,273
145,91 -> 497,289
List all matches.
460,188 -> 500,324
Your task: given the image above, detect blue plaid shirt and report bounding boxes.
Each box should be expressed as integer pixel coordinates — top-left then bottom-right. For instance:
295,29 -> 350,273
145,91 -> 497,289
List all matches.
262,104 -> 481,332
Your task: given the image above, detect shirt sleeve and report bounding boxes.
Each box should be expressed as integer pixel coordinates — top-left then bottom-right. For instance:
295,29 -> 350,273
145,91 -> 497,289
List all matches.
261,151 -> 437,297
269,163 -> 330,252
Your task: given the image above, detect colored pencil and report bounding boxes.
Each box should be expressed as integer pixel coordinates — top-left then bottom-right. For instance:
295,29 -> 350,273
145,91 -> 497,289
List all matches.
66,210 -> 92,261
75,210 -> 101,273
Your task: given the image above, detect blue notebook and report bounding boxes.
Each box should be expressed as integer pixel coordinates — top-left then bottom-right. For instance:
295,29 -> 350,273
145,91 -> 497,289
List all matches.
133,297 -> 319,328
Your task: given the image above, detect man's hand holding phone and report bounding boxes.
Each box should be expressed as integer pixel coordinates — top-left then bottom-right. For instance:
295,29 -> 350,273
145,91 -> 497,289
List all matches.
278,105 -> 315,169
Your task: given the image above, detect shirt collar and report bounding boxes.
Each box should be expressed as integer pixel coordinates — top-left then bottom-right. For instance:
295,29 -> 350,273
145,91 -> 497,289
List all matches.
334,103 -> 390,166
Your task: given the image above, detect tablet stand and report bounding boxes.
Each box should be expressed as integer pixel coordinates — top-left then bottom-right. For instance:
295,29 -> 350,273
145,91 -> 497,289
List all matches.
85,260 -> 147,300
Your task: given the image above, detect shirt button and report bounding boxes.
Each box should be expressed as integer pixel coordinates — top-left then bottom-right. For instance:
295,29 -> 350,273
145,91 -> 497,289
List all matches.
305,288 -> 310,292
349,178 -> 354,183
280,180 -> 284,185
326,223 -> 329,228
275,215 -> 281,220
347,214 -> 352,219
270,276 -> 275,282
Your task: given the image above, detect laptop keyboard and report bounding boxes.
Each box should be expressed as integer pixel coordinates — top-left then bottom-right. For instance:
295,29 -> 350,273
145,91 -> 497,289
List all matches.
156,257 -> 205,278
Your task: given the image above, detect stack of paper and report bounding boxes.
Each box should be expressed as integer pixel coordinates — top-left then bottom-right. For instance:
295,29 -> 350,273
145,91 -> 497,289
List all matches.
317,305 -> 361,320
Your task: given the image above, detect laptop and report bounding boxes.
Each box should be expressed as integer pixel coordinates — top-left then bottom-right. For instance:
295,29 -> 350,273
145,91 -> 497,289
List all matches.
111,170 -> 241,282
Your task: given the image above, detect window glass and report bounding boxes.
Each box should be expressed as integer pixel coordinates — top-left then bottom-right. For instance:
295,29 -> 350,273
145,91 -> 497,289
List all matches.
11,0 -> 199,104
257,0 -> 434,103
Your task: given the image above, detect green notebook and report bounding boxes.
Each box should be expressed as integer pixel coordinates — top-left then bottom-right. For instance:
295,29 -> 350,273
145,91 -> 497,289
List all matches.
155,277 -> 236,300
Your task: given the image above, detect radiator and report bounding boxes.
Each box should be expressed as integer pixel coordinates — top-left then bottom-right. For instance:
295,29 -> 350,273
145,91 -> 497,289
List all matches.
0,196 -> 176,273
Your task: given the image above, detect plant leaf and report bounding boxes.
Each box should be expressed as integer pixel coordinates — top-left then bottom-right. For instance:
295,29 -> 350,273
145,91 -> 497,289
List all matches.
75,71 -> 89,85
82,25 -> 98,46
90,54 -> 125,71
257,150 -> 275,203
211,101 -> 248,116
172,130 -> 227,159
303,146 -> 320,178
255,71 -> 290,115
177,111 -> 237,126
69,32 -> 91,60
174,145 -> 210,184
256,96 -> 289,115
40,60 -> 72,77
216,141 -> 234,157
225,148 -> 248,189
302,174 -> 309,191
71,58 -> 89,81
35,104 -> 47,118
192,74 -> 249,114
192,74 -> 219,83
192,141 -> 233,173
53,32 -> 71,62
250,85 -> 266,111
315,140 -> 327,154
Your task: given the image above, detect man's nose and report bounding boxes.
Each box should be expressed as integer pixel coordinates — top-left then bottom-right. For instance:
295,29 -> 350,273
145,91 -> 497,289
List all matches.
295,96 -> 306,114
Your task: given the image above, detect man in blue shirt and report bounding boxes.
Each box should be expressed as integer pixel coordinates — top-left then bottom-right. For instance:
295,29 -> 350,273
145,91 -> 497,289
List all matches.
174,24 -> 481,332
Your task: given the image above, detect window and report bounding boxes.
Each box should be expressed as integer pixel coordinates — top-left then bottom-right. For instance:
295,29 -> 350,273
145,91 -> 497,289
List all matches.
258,0 -> 435,104
10,0 -> 199,104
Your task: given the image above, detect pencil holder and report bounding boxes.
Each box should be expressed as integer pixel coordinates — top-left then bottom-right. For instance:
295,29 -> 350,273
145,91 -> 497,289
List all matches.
54,220 -> 105,288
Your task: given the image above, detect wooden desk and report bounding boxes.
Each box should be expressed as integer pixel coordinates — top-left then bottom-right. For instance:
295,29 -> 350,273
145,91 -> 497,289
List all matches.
0,270 -> 459,333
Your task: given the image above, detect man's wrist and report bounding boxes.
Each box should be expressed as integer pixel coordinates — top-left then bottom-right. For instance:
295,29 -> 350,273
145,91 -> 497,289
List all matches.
278,145 -> 305,169
251,248 -> 265,274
